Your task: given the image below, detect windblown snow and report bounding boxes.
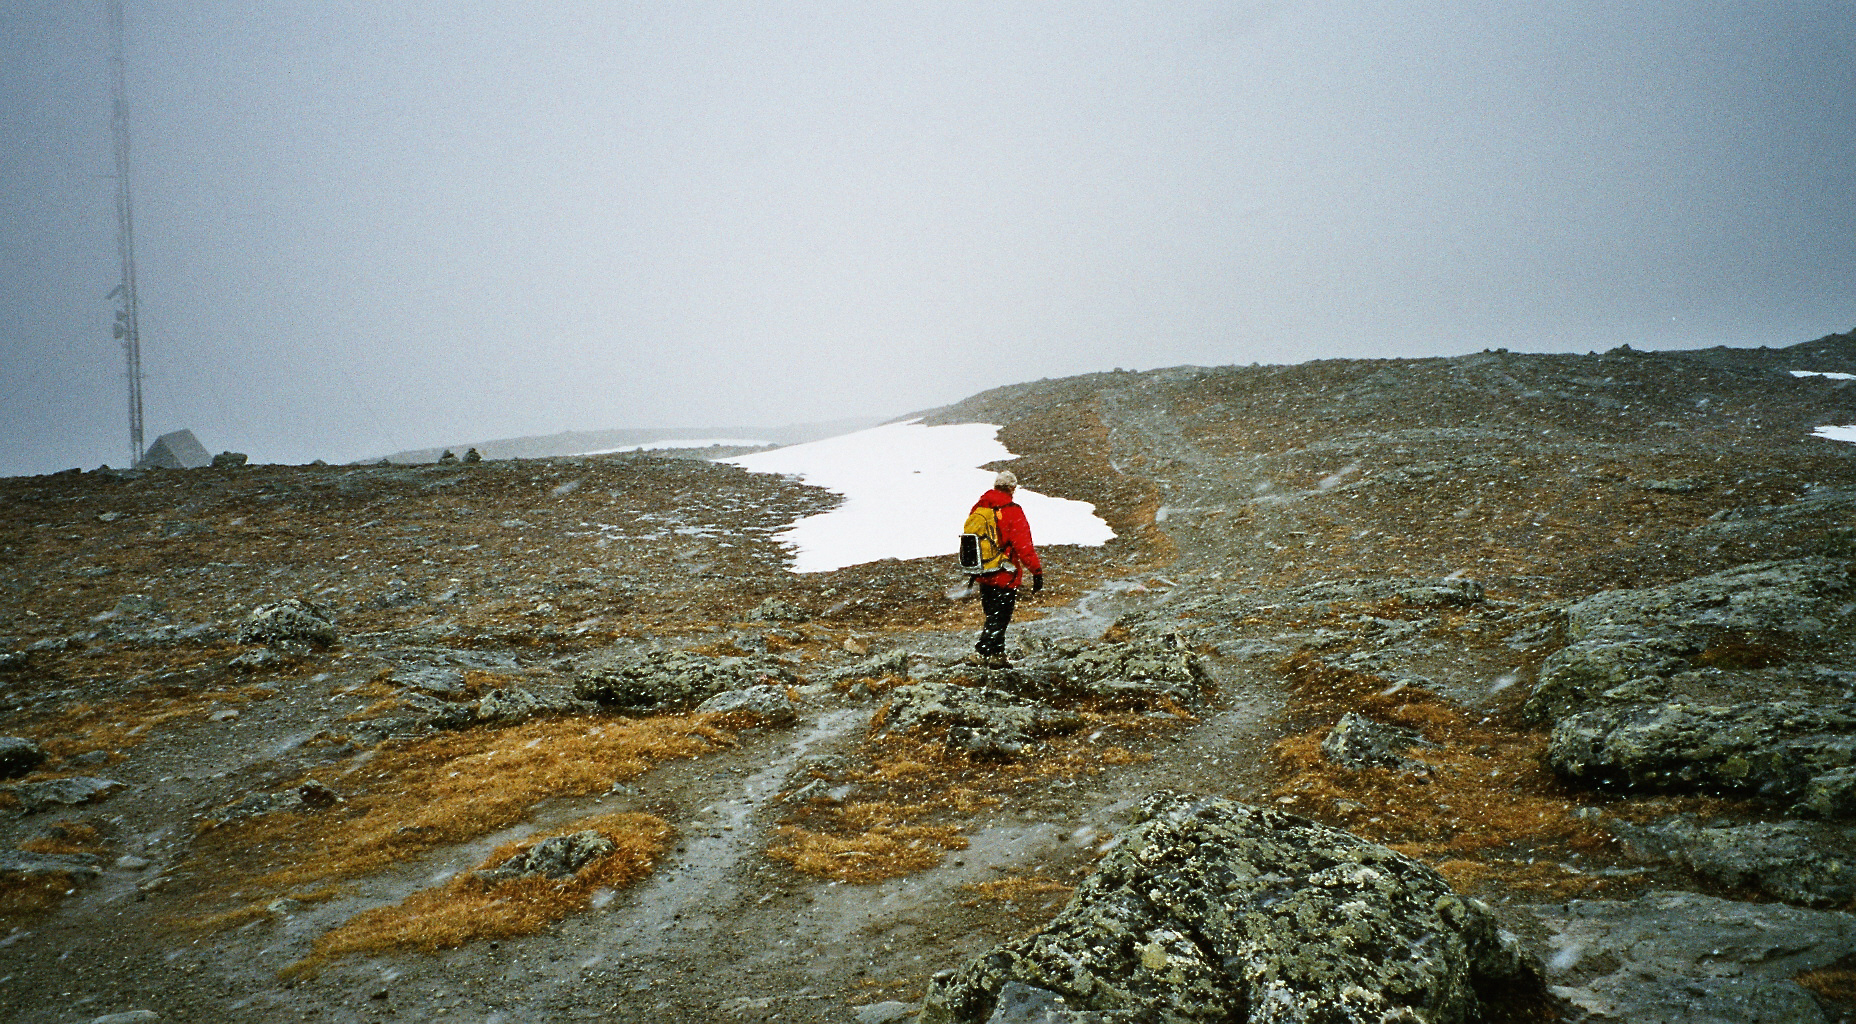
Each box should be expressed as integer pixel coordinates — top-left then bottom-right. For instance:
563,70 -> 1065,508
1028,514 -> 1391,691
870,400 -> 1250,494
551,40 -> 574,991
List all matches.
727,421 -> 1115,574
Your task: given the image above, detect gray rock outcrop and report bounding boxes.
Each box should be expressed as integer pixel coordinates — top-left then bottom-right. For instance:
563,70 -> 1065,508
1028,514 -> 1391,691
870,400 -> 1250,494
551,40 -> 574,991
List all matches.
1060,633 -> 1209,702
476,830 -> 614,884
473,687 -> 587,726
573,651 -> 795,710
2,777 -> 125,813
1608,817 -> 1856,907
1526,558 -> 1854,724
695,684 -> 798,724
923,793 -> 1531,1024
0,737 -> 48,779
236,599 -> 339,647
1525,890 -> 1856,1024
1321,712 -> 1437,774
1549,701 -> 1856,810
876,683 -> 1083,759
0,849 -> 104,877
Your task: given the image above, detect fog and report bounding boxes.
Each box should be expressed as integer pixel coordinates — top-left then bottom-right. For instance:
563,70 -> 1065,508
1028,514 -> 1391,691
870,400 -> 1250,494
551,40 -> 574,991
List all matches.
3,2 -> 1852,476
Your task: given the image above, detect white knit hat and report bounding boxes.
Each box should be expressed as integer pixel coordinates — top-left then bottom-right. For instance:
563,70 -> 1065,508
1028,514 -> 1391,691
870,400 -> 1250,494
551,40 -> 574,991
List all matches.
994,470 -> 1018,489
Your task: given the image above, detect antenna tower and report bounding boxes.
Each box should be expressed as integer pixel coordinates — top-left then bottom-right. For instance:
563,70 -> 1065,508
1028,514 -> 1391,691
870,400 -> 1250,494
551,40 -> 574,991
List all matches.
108,0 -> 144,465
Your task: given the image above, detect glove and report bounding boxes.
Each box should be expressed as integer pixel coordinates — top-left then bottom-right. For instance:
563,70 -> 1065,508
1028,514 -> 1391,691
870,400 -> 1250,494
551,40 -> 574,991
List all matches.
1032,574 -> 1044,593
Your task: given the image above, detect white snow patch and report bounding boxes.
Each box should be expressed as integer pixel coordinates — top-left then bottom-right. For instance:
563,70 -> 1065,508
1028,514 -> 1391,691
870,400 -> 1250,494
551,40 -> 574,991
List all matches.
727,420 -> 1115,574
1790,370 -> 1856,380
572,438 -> 772,455
1813,424 -> 1856,445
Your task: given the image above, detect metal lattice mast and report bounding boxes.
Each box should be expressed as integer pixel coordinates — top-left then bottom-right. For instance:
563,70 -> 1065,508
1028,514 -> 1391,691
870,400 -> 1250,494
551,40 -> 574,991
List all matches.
108,0 -> 144,466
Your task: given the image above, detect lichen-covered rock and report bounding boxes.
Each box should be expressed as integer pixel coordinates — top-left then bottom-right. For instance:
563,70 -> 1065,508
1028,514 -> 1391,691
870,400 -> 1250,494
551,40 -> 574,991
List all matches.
573,651 -> 795,710
922,793 -> 1530,1024
1801,766 -> 1856,819
474,687 -> 587,726
1609,818 -> 1856,907
876,683 -> 1083,759
1061,633 -> 1208,702
236,598 -> 338,647
1565,557 -> 1851,640
0,737 -> 48,779
2,777 -> 125,813
1549,701 -> 1856,808
1523,636 -> 1693,723
696,684 -> 797,724
827,649 -> 917,686
476,830 -> 614,884
748,597 -> 809,623
1524,890 -> 1856,1024
1321,712 -> 1437,774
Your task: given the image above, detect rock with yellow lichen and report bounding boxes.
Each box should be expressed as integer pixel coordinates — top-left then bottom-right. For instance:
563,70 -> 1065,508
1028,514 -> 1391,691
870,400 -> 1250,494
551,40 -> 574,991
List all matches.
922,792 -> 1532,1024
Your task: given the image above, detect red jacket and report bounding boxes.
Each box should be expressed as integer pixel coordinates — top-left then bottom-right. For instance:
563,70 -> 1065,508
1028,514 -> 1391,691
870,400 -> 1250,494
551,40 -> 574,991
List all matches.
973,488 -> 1041,588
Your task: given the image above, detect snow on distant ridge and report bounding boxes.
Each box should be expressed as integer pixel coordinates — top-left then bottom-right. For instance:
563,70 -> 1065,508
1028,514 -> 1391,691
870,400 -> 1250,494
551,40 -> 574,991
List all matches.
573,438 -> 771,455
1790,371 -> 1855,445
727,420 -> 1115,574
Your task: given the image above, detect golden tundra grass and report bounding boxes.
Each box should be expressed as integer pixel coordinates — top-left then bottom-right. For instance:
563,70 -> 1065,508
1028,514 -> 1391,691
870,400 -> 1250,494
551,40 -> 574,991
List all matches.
770,706 -> 1163,884
0,821 -> 113,920
1267,650 -> 1755,899
191,713 -> 734,910
283,812 -> 674,978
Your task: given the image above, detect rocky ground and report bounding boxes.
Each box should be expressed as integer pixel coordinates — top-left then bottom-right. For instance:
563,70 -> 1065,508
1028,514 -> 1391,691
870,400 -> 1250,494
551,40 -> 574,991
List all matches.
2,331 -> 1854,1023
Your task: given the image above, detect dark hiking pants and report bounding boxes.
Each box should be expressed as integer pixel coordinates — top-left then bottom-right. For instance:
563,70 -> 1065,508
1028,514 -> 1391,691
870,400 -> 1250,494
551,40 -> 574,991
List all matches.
976,582 -> 1018,656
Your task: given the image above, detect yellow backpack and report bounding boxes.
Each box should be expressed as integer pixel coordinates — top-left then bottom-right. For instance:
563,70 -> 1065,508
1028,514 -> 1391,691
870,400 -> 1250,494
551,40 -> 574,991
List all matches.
958,504 -> 1015,575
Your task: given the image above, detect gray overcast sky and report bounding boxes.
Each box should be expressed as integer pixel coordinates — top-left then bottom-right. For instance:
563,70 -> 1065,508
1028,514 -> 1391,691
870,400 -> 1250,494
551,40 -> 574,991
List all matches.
3,2 -> 1852,475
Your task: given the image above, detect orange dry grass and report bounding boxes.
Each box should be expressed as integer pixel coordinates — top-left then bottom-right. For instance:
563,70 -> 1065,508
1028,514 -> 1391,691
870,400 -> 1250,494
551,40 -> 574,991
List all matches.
962,875 -> 1076,913
25,684 -> 278,764
195,713 -> 733,900
1269,653 -> 1613,896
771,717 -> 1156,883
1797,956 -> 1856,1004
17,821 -> 105,856
283,812 -> 674,978
0,875 -> 82,919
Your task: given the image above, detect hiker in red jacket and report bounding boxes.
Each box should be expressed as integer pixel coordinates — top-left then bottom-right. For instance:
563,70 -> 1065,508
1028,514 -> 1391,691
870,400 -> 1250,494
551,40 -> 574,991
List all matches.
972,470 -> 1043,666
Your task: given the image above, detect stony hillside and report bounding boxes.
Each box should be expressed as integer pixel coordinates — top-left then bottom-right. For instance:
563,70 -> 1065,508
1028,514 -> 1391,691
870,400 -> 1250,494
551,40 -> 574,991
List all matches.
1,331 -> 1853,1023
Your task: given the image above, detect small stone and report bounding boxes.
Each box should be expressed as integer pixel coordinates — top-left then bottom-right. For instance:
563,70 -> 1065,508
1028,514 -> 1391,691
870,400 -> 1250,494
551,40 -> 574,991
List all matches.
853,1000 -> 918,1024
237,598 -> 338,647
211,451 -> 248,468
97,511 -> 123,522
88,1012 -> 160,1024
113,855 -> 151,871
208,709 -> 239,723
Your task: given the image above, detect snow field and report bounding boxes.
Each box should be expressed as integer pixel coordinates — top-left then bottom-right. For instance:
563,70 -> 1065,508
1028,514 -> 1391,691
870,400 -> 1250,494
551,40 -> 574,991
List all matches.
1793,370 -> 1855,446
727,420 -> 1115,574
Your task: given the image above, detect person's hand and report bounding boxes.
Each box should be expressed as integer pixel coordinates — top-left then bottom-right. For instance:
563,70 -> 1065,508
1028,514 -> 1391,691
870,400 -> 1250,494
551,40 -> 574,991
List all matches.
1032,574 -> 1044,593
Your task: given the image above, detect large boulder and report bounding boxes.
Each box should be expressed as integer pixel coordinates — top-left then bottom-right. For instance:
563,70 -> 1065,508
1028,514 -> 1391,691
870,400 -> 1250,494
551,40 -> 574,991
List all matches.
876,683 -> 1083,759
473,687 -> 588,726
1523,891 -> 1856,1024
572,651 -> 794,710
236,599 -> 338,647
922,794 -> 1530,1024
1549,702 -> 1856,809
